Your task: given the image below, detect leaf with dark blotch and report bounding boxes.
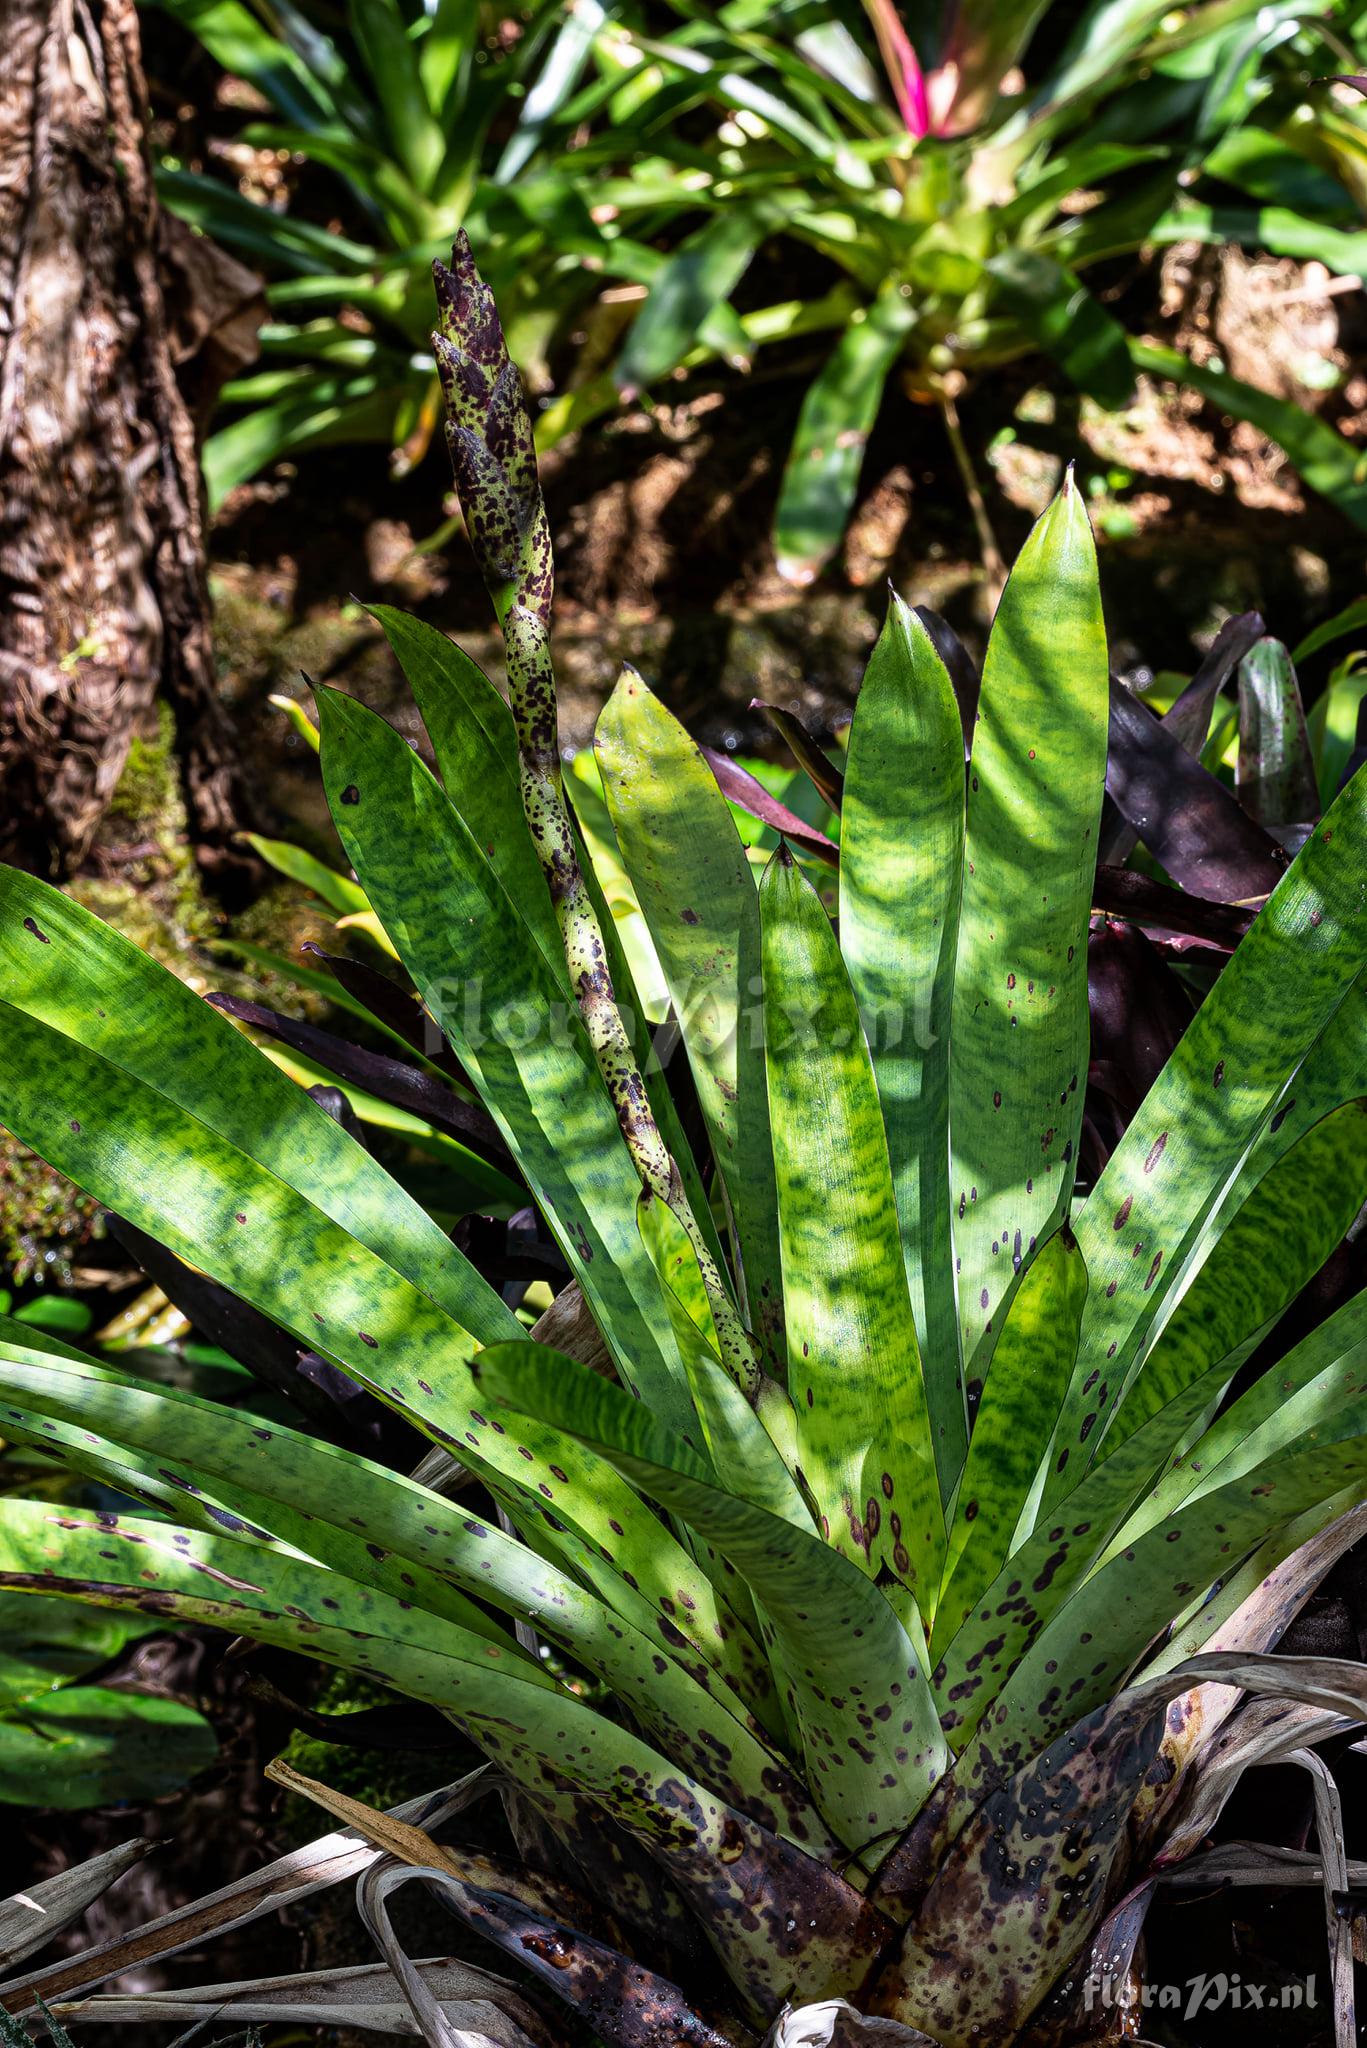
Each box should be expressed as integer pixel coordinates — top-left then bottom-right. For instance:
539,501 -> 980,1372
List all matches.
877,1651 -> 1367,2038
870,1681 -> 1169,2039
206,991 -> 517,1177
1105,677 -> 1288,901
701,751 -> 839,866
911,608 -> 979,763
752,701 -> 845,813
417,1864 -> 750,2048
500,1777 -> 707,1976
299,940 -> 468,1082
1021,1881 -> 1154,2048
1237,638 -> 1319,828
1051,805 -> 1366,1495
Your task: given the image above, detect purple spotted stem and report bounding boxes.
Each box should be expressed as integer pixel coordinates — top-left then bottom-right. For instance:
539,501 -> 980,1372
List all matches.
432,234 -> 759,1398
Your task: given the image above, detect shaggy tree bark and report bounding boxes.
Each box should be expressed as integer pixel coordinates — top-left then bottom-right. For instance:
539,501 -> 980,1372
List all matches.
0,0 -> 261,881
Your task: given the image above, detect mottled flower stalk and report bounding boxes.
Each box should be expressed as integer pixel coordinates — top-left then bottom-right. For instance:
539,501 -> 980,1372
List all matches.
432,234 -> 759,1398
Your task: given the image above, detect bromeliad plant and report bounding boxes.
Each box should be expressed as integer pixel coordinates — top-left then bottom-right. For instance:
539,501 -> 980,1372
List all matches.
161,0 -> 1367,565
153,0 -> 621,505
1,238 -> 1367,2044
604,0 -> 1367,579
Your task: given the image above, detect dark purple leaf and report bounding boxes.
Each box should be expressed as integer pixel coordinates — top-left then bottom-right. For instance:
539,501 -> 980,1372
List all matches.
913,605 -> 980,762
454,1210 -> 571,1300
751,699 -> 845,812
1164,609 -> 1265,755
1091,866 -> 1255,948
1100,613 -> 1264,864
1082,919 -> 1196,1179
241,1674 -> 470,1753
299,940 -> 468,1083
701,749 -> 839,866
1237,638 -> 1319,828
1088,920 -> 1195,1098
1104,679 -> 1288,902
206,992 -> 516,1177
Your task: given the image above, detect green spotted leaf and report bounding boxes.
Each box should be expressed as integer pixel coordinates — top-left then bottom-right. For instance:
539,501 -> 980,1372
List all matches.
597,669 -> 784,1366
0,1335 -> 810,1835
934,1223 -> 1087,1646
370,610 -> 717,1261
0,869 -> 511,1342
636,1194 -> 807,1531
931,1352 -> 1257,1745
1105,1099 -> 1367,1450
950,480 -> 1108,1374
953,1297 -> 1367,1788
839,595 -> 966,1497
315,685 -> 696,1436
0,1500 -> 888,2020
761,848 -> 944,1598
1047,768 -> 1367,1506
471,1338 -> 950,1854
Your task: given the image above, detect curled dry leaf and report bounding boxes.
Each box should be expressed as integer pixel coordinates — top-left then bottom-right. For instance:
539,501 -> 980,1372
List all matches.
53,1958 -> 546,2043
763,2002 -> 938,2046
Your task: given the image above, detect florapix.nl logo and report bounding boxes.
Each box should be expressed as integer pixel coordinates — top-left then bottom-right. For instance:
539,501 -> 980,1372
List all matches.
1082,1970 -> 1319,2022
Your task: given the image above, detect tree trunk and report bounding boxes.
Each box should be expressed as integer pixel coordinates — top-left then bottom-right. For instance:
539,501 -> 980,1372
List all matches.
0,0 -> 261,884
